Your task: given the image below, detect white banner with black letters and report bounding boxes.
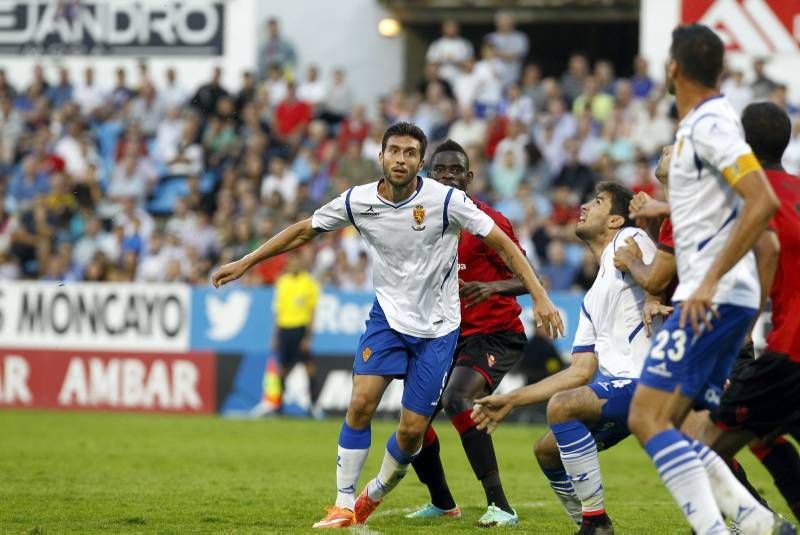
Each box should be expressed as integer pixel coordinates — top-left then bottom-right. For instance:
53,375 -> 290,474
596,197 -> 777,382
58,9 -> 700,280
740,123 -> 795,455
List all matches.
0,282 -> 190,352
0,0 -> 224,56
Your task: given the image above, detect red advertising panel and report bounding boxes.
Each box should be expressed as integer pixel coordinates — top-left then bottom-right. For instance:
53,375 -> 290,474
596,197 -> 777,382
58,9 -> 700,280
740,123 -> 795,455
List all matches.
0,350 -> 216,413
681,0 -> 800,54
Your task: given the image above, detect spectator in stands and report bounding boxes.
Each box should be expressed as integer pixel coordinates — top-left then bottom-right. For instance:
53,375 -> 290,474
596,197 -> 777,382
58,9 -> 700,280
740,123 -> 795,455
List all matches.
191,66 -> 228,118
261,156 -> 299,205
551,137 -> 596,202
572,76 -> 613,123
297,64 -> 327,108
631,96 -> 673,157
560,52 -> 589,105
447,104 -> 487,149
571,248 -> 598,291
0,69 -> 16,100
235,70 -> 257,113
110,67 -> 135,108
472,41 -> 504,117
721,70 -> 753,115
500,82 -> 535,126
274,82 -> 312,147
426,19 -> 474,84
130,81 -> 164,138
594,59 -> 616,95
769,84 -> 799,117
161,67 -> 188,109
521,63 -> 546,110
337,104 -> 370,150
73,67 -> 106,117
751,57 -> 777,100
258,18 -> 298,81
48,67 -> 73,110
630,55 -> 654,98
540,239 -> 578,291
107,153 -> 156,207
0,95 -> 23,165
486,10 -> 529,86
163,116 -> 203,176
417,62 -> 454,101
334,140 -> 378,185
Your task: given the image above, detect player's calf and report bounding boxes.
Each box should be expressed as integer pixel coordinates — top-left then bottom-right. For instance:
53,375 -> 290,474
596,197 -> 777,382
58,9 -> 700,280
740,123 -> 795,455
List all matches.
535,432 -> 582,526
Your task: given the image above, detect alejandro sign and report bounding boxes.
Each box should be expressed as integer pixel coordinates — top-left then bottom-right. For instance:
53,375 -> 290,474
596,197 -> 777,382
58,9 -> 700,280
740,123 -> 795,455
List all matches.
0,0 -> 224,56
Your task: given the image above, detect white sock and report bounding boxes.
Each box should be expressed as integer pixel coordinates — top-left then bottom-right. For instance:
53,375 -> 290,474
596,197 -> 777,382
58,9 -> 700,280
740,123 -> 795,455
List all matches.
336,446 -> 369,510
366,433 -> 414,502
691,440 -> 774,534
646,430 -> 729,534
552,421 -> 606,515
541,466 -> 583,524
334,422 -> 371,510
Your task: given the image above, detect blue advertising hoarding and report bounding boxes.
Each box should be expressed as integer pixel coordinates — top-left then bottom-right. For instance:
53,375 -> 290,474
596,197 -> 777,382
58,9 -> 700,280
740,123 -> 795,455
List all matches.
191,287 -> 584,357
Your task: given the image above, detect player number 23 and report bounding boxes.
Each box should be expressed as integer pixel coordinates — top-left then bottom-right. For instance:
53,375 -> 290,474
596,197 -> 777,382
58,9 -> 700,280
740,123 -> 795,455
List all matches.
650,330 -> 687,362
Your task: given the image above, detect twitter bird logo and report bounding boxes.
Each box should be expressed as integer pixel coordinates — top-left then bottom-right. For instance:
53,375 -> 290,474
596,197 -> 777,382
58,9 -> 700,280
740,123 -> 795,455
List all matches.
206,291 -> 251,341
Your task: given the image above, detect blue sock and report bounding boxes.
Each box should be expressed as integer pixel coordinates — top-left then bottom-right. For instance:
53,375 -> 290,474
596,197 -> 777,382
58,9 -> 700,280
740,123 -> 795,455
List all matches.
644,429 -> 726,534
551,420 -> 605,515
335,422 -> 371,509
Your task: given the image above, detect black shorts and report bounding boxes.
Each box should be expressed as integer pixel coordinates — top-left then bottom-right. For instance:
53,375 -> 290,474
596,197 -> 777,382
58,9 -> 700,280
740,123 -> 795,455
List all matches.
277,326 -> 309,369
712,349 -> 800,438
453,331 -> 526,391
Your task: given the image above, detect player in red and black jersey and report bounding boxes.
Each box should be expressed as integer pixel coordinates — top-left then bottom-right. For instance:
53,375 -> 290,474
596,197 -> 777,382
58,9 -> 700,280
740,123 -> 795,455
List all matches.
707,103 -> 800,522
408,140 -> 532,526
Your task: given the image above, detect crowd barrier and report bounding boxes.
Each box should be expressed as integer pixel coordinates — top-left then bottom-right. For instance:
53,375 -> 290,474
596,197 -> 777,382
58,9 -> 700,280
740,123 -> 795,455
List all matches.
0,282 -> 770,416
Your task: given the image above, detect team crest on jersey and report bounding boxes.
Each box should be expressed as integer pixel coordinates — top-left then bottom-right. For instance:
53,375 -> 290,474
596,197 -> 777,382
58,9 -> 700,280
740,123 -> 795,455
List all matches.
487,353 -> 496,368
412,204 -> 426,231
362,347 -> 372,362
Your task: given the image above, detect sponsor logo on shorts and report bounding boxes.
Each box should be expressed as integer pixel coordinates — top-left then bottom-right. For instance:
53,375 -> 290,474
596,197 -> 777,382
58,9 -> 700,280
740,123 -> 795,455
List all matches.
487,353 -> 496,368
646,362 -> 672,378
361,347 -> 372,362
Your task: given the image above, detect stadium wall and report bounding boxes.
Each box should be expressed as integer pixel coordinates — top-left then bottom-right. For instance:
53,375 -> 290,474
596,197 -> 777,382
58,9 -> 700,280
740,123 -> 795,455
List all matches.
641,0 -> 800,100
0,282 -> 773,417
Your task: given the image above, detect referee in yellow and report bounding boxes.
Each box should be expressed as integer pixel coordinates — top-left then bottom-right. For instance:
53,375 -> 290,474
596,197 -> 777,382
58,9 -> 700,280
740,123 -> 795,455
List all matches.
272,251 -> 322,416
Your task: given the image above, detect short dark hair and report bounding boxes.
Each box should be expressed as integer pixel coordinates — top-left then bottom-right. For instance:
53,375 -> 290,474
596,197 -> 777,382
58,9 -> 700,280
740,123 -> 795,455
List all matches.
742,102 -> 791,165
596,181 -> 634,227
430,139 -> 469,169
670,24 -> 724,89
381,121 -> 427,157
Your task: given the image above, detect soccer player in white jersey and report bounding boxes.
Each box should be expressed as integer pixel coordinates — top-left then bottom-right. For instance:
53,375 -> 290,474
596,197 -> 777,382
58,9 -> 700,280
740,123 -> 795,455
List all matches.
210,122 -> 564,529
625,24 -> 793,535
472,182 -> 656,534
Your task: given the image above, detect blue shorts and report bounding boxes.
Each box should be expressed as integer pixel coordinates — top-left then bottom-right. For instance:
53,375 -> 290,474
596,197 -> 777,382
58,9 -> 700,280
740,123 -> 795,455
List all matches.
587,377 -> 637,451
638,304 -> 757,410
354,300 -> 459,416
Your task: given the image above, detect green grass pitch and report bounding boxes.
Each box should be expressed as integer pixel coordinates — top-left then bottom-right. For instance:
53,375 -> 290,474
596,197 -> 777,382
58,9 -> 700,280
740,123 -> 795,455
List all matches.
0,410 -> 793,533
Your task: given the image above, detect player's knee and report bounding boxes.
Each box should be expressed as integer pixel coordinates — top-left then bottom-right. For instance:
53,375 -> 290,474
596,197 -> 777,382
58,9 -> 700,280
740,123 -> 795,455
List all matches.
396,422 -> 426,451
546,391 -> 575,424
347,392 -> 377,427
440,385 -> 471,418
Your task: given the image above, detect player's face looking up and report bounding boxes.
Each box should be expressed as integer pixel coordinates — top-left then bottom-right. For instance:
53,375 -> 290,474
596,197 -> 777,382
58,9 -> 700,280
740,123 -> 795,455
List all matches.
429,151 -> 473,192
575,191 -> 624,242
379,135 -> 424,188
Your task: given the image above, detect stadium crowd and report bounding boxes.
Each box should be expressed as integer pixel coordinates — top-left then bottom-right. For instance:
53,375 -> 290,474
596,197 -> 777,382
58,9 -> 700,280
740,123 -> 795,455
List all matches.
1,14 -> 799,290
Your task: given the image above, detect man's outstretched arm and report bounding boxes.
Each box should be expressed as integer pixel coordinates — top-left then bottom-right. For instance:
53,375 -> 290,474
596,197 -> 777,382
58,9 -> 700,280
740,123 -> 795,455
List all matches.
212,218 -> 320,287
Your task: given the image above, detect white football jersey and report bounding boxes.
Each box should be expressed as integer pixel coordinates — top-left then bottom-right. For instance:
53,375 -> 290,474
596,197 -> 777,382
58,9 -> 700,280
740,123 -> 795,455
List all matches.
572,227 -> 657,378
312,177 -> 495,338
669,95 -> 761,309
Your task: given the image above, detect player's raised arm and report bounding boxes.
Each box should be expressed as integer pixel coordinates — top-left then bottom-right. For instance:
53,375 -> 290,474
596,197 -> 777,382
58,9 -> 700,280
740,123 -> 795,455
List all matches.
471,352 -> 598,434
211,217 -> 321,288
482,224 -> 564,339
